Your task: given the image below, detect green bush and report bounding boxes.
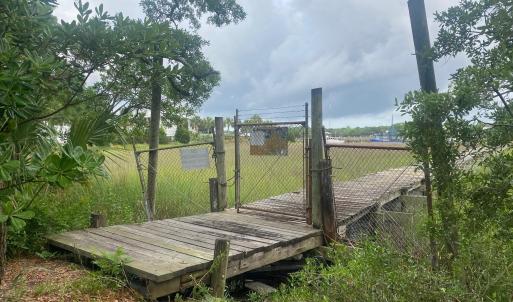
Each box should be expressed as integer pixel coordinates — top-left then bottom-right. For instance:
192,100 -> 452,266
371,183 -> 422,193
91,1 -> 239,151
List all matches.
175,124 -> 191,144
269,243 -> 464,302
159,127 -> 171,144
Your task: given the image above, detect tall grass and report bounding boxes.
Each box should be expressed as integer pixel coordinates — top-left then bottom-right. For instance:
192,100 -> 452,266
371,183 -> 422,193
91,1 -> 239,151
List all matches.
11,141 -> 413,255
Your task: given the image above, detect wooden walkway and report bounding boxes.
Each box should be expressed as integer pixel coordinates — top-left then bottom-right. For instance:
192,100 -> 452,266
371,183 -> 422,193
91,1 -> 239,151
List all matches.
241,166 -> 424,227
47,166 -> 423,298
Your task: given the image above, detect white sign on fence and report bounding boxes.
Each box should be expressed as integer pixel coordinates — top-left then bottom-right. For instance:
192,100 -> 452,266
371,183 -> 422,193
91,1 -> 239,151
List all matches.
180,147 -> 210,171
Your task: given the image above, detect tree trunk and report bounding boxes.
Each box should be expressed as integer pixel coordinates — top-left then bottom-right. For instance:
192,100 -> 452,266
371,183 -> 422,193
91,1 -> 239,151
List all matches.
0,222 -> 6,284
146,56 -> 163,221
424,163 -> 438,269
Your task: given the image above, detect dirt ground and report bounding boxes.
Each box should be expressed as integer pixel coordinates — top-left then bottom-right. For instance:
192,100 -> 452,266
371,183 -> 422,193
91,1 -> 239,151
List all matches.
0,257 -> 142,302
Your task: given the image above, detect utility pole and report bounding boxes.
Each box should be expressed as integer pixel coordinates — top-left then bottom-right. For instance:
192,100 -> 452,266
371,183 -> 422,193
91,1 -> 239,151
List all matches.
408,0 -> 438,269
408,0 -> 437,93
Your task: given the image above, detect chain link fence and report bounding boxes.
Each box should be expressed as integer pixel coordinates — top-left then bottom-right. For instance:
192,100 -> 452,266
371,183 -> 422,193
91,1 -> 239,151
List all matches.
134,142 -> 217,219
325,142 -> 428,256
234,105 -> 308,218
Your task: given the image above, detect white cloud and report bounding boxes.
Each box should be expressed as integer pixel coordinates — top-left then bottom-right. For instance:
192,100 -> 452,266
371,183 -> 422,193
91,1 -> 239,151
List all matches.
53,0 -> 466,126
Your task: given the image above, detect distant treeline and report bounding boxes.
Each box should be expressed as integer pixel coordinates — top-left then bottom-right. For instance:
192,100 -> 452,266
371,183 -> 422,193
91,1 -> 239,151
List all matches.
327,124 -> 405,137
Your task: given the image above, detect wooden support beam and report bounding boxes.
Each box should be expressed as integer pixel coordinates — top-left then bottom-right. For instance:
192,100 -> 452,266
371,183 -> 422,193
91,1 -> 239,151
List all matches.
320,159 -> 337,243
211,239 -> 230,298
90,213 -> 106,228
311,88 -> 323,228
209,178 -> 219,212
214,117 -> 227,210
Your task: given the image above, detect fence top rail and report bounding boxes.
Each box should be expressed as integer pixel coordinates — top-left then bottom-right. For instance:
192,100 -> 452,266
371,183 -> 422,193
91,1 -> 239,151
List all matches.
325,142 -> 411,151
134,141 -> 214,154
235,121 -> 306,127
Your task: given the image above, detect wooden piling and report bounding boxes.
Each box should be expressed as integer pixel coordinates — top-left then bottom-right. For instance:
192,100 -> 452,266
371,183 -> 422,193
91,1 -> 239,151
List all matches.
311,88 -> 323,228
320,160 -> 337,243
211,239 -> 230,298
90,213 -> 106,228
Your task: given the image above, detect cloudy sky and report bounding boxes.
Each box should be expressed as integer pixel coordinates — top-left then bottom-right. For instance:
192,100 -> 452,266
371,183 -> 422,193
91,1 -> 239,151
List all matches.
54,0 -> 466,127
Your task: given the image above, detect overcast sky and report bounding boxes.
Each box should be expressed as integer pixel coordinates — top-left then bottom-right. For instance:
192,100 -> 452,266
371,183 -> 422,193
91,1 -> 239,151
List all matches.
54,0 -> 466,127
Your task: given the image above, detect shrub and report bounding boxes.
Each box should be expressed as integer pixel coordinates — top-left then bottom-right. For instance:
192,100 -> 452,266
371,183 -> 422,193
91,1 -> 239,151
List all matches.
269,243 -> 465,302
159,127 -> 171,144
175,124 -> 191,144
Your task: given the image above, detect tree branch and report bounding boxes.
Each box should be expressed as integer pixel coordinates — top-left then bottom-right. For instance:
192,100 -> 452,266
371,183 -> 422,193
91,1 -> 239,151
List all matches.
493,87 -> 513,119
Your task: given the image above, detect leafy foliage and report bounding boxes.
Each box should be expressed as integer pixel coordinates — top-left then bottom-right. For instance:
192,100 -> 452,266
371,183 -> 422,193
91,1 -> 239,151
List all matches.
175,122 -> 191,144
400,0 -> 513,269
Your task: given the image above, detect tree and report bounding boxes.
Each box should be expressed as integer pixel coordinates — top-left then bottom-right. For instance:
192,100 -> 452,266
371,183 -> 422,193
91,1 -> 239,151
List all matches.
433,0 -> 513,142
174,122 -> 191,144
225,117 -> 234,132
0,0 -> 124,281
137,0 -> 246,220
401,0 -> 513,266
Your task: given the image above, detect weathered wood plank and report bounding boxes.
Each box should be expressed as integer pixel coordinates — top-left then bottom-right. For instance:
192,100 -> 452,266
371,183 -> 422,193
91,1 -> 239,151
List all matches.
123,223 -> 247,254
155,219 -> 274,247
146,220 -> 267,249
203,212 -> 317,236
105,226 -> 215,260
177,216 -> 295,242
85,228 -> 207,265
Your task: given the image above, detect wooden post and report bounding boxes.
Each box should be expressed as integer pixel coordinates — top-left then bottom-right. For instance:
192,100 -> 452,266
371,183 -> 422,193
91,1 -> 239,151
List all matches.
133,144 -> 151,221
90,213 -> 107,228
320,160 -> 337,243
209,178 -> 219,212
305,101 -> 312,225
211,239 -> 230,298
408,0 -> 437,93
234,110 -> 241,211
214,117 -> 227,210
311,88 -> 323,228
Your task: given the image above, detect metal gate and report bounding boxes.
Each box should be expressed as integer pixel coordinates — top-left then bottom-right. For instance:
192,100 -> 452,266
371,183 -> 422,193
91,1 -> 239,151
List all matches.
233,104 -> 309,219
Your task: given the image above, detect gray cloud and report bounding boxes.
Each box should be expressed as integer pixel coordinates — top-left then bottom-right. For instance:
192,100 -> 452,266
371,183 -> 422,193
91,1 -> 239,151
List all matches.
54,0 -> 466,126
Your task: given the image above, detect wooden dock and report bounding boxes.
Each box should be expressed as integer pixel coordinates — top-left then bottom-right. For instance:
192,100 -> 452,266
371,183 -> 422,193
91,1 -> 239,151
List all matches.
47,166 -> 423,298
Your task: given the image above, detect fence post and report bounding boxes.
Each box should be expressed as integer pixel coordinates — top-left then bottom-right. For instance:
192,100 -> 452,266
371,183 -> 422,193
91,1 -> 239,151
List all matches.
209,178 -> 219,212
234,110 -> 241,212
133,144 -> 152,221
311,88 -> 323,228
214,117 -> 227,210
320,160 -> 337,243
304,102 -> 312,225
211,239 -> 230,298
90,213 -> 107,228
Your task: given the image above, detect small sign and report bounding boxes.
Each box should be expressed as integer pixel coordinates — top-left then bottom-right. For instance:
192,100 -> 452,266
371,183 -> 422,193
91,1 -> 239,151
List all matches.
250,127 -> 288,156
180,147 -> 210,170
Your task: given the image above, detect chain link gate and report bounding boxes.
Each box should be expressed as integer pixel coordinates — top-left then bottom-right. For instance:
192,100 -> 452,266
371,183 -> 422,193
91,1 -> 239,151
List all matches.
233,104 -> 310,219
